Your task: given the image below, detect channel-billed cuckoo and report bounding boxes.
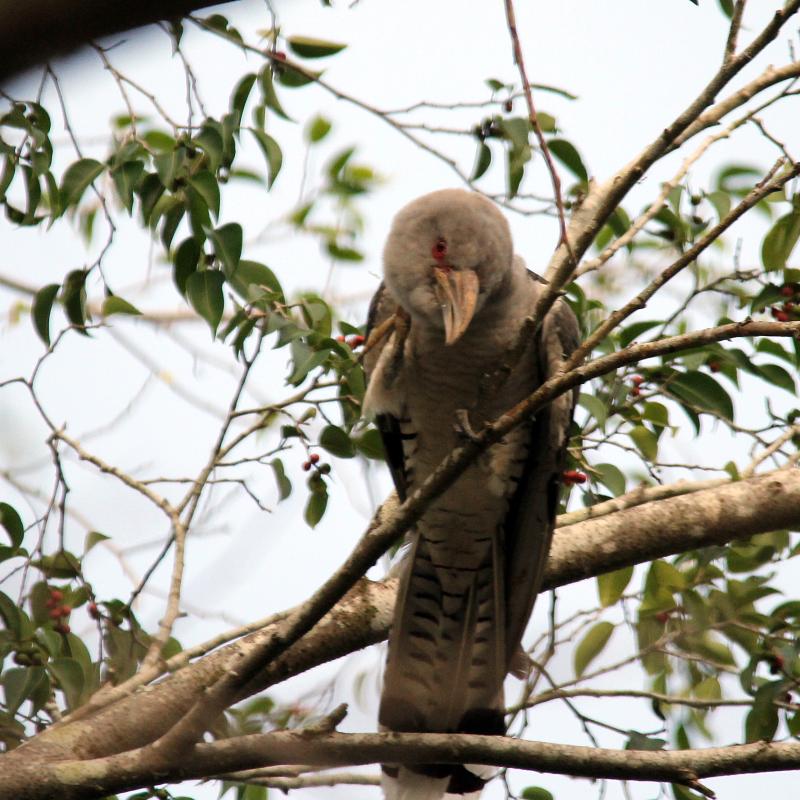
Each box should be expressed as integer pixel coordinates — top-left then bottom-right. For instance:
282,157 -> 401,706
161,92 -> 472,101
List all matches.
364,189 -> 579,800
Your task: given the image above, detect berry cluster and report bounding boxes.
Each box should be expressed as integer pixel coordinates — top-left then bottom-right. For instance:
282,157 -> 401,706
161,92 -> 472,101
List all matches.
770,283 -> 800,322
562,469 -> 587,486
302,452 -> 331,474
629,374 -> 645,398
336,334 -> 365,349
44,587 -> 72,635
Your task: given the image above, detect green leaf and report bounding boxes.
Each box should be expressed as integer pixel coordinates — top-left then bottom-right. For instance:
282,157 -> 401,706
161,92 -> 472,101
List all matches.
306,116 -> 332,143
59,158 -> 104,210
2,667 -> 45,714
34,551 -> 81,579
669,371 -> 734,421
270,459 -> 292,501
31,283 -> 59,346
326,241 -> 363,262
618,320 -> 661,348
630,425 -> 658,461
278,64 -> 322,88
319,425 -> 355,458
230,72 -> 257,123
471,142 -> 492,181
186,270 -> 225,334
574,621 -> 614,677
304,480 -> 328,528
626,731 -> 667,751
250,129 -> 283,188
259,67 -> 291,121
288,36 -> 347,58
593,462 -> 626,496
193,124 -> 224,173
208,222 -> 243,275
187,170 -> 221,219
354,428 -> 385,460
111,160 -> 144,213
61,269 -> 89,332
745,681 -> 782,742
578,393 -> 608,430
521,789 -> 554,800
548,138 -> 588,183
758,363 -> 795,394
84,530 -> 110,553
173,236 -> 201,296
101,296 -> 141,317
0,503 -> 23,549
49,657 -> 85,710
762,210 -> 800,271
229,259 -> 284,302
597,565 -> 633,607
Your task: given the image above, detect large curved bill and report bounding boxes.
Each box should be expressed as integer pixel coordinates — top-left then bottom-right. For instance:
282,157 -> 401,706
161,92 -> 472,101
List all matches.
433,268 -> 479,345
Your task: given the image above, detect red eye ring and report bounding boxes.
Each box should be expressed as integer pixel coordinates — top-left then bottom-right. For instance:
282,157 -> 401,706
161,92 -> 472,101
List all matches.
431,237 -> 448,261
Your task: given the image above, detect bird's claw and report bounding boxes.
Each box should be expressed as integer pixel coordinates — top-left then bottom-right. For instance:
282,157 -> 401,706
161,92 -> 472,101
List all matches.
454,409 -> 481,442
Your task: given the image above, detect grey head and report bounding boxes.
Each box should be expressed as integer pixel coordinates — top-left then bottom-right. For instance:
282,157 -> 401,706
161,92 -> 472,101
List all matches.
383,189 -> 514,344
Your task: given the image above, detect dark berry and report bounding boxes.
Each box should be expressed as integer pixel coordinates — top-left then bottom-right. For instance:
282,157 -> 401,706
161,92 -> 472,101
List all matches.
630,387 -> 641,397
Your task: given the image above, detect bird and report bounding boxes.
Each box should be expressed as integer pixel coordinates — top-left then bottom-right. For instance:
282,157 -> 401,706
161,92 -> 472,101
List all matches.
363,188 -> 580,800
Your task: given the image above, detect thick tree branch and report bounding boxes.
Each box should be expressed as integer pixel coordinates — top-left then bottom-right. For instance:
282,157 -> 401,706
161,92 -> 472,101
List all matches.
0,0 -> 231,84
5,721 -> 800,799
8,468 -> 800,775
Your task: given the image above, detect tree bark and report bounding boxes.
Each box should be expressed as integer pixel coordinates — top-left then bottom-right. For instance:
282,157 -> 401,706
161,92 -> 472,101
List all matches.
0,0 -> 232,84
5,469 -> 799,786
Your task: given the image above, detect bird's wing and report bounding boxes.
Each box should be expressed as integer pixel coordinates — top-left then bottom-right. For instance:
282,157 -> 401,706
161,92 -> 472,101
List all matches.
364,282 -> 408,502
503,280 -> 580,665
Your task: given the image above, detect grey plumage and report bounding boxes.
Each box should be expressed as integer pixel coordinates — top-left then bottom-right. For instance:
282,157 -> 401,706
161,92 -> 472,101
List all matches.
364,189 -> 579,799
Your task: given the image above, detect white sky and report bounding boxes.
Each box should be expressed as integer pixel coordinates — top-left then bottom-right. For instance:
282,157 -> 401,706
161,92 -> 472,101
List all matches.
1,1 -> 799,799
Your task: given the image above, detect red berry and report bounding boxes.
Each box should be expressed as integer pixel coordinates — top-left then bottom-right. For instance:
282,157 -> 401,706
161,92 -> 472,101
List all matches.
632,375 -> 644,386
309,453 -> 320,464
775,310 -> 790,322
336,335 -> 346,342
273,51 -> 287,61
655,611 -> 670,623
783,301 -> 795,311
708,360 -> 721,373
781,285 -> 794,297
60,605 -> 71,617
45,597 -> 56,609
562,469 -> 586,485
302,461 -> 311,471
49,589 -> 64,602
55,623 -> 71,635
630,387 -> 641,397
348,335 -> 365,348
504,99 -> 513,112
48,607 -> 62,620
88,602 -> 100,619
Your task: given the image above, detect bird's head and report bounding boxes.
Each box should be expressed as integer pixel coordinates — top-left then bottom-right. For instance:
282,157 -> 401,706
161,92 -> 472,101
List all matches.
383,189 -> 514,345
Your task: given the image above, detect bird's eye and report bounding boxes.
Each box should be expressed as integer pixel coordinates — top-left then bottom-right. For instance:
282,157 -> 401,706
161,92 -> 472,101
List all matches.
431,238 -> 448,260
